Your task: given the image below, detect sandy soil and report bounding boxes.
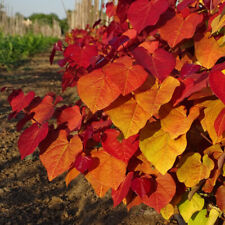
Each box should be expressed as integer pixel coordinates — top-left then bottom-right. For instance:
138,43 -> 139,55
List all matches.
0,52 -> 179,225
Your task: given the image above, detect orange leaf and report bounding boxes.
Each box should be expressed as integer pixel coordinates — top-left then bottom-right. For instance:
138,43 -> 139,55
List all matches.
176,153 -> 214,187
195,32 -> 225,69
160,105 -> 200,139
135,153 -> 160,176
142,173 -> 176,213
57,105 -> 82,131
85,149 -> 126,190
105,96 -> 150,138
65,167 -> 80,186
30,95 -> 54,124
40,130 -> 83,181
139,41 -> 159,54
159,13 -> 203,48
77,68 -> 120,113
104,56 -> 148,96
85,174 -> 110,197
140,122 -> 187,175
135,76 -> 180,118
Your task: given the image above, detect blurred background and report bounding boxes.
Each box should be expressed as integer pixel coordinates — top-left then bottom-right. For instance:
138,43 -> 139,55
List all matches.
0,0 -> 113,69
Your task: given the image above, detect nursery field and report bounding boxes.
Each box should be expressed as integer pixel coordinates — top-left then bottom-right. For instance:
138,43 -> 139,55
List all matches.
0,33 -> 58,69
0,52 -> 178,225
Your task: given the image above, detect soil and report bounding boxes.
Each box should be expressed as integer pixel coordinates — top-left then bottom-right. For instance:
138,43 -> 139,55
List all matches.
0,52 -> 179,225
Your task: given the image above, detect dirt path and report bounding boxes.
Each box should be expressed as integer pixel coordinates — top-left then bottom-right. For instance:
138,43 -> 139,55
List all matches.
0,52 -> 177,225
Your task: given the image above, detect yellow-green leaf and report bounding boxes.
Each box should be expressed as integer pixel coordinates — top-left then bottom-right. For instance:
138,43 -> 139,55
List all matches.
178,193 -> 204,223
188,209 -> 208,225
140,122 -> 187,175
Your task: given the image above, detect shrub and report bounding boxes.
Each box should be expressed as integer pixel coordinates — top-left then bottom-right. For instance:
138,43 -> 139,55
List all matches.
4,0 -> 225,224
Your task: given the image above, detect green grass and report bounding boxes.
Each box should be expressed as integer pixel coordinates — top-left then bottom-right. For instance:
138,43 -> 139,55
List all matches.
0,33 -> 58,69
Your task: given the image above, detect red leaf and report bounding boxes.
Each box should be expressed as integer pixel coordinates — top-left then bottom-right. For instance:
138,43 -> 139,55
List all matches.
8,89 -> 35,118
102,129 -> 139,163
131,177 -> 154,198
18,122 -> 48,159
74,154 -> 94,173
106,2 -> 116,18
142,173 -> 176,213
209,71 -> 225,105
127,0 -> 169,33
29,95 -> 55,124
112,172 -> 134,207
173,72 -> 208,106
64,44 -> 98,68
215,184 -> 225,213
215,107 -> 225,136
57,105 -> 82,131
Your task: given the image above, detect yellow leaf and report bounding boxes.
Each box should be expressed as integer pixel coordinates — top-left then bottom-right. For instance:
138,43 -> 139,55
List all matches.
195,32 -> 225,69
160,105 -> 200,139
160,203 -> 174,220
178,193 -> 204,222
176,153 -> 214,187
140,122 -> 187,175
105,96 -> 150,138
135,76 -> 180,117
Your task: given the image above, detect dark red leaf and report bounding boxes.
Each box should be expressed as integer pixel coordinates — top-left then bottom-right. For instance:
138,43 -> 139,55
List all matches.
209,71 -> 225,105
112,172 -> 134,207
74,154 -> 94,173
131,177 -> 154,198
133,47 -> 175,82
18,122 -> 48,159
16,113 -> 34,131
62,70 -> 78,91
180,63 -> 201,78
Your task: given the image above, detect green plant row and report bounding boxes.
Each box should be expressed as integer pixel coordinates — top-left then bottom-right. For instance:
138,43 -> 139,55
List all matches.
0,32 -> 58,69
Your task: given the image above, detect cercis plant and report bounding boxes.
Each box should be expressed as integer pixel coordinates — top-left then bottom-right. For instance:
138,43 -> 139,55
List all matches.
4,0 -> 225,223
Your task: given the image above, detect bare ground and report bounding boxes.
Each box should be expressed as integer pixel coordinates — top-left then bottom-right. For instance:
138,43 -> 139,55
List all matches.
0,52 -> 178,225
